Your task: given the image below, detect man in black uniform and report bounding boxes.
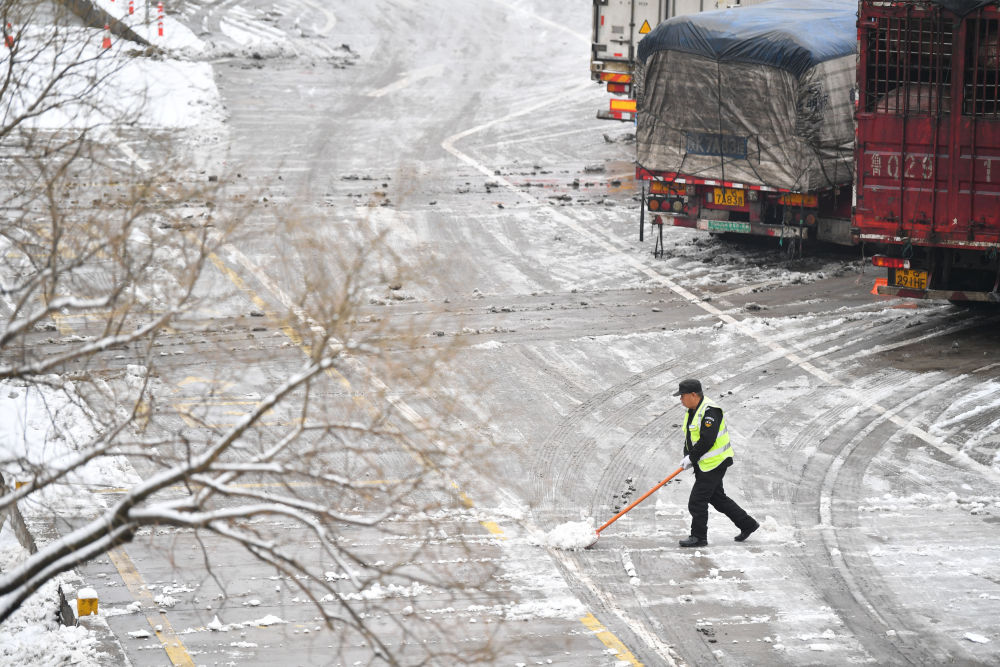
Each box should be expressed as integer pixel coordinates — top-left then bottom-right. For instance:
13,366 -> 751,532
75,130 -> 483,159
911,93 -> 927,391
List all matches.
674,378 -> 759,548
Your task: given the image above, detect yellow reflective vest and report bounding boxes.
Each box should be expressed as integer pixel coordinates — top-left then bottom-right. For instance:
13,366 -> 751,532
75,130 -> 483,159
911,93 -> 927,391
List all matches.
685,396 -> 734,472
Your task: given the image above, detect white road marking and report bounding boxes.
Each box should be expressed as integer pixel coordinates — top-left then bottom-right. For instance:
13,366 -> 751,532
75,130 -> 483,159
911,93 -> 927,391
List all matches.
298,0 -> 336,35
473,126 -> 607,150
368,64 -> 446,98
491,0 -> 590,43
113,138 -> 152,172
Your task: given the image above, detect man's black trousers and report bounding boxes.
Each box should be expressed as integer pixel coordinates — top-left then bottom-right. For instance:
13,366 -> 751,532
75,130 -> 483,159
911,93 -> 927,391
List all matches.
688,459 -> 753,540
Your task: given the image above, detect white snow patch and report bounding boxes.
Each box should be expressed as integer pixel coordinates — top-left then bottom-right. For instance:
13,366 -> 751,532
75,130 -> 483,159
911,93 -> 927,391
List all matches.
513,591 -> 579,626
621,550 -> 640,586
253,614 -> 287,627
965,632 -> 990,643
338,581 -> 430,601
153,594 -> 177,608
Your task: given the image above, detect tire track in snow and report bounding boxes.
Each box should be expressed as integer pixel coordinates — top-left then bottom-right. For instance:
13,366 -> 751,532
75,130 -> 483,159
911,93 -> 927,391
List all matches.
186,0 -> 339,59
785,369 -> 997,664
529,357 -> 684,505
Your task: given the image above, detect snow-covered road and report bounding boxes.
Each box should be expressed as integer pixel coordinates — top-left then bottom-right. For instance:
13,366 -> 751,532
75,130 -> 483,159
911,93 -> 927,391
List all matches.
5,0 -> 1000,664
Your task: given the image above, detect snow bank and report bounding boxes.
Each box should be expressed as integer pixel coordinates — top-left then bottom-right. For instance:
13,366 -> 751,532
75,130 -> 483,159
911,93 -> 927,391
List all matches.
0,380 -> 142,508
4,26 -> 222,131
0,523 -> 100,666
90,0 -> 206,54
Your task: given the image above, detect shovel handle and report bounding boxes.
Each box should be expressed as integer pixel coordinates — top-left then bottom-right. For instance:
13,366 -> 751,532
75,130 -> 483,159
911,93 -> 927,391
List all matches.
596,467 -> 685,535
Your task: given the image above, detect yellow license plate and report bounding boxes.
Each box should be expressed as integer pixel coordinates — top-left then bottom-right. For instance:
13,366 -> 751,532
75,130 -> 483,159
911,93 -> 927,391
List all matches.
894,268 -> 928,289
779,193 -> 819,207
713,188 -> 745,207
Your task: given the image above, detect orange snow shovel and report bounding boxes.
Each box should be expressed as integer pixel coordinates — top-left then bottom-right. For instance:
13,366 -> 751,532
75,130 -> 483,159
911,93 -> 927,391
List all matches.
585,466 -> 685,548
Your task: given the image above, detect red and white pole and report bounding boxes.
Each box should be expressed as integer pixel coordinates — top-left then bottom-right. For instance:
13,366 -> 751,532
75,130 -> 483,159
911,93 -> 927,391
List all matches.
101,24 -> 111,49
157,2 -> 164,37
4,23 -> 14,49
129,0 -> 134,15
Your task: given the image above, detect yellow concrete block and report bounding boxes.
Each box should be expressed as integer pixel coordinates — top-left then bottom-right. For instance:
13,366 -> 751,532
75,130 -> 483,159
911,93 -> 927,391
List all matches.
14,480 -> 27,490
77,588 -> 98,616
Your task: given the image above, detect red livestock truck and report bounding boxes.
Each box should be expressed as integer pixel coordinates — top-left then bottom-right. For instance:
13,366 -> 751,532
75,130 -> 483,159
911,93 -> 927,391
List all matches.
856,0 -> 1000,302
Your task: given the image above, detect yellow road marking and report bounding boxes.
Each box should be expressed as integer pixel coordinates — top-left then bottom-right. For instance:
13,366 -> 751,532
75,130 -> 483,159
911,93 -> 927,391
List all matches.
208,252 -> 305,349
480,521 -> 504,537
171,398 -> 285,428
107,547 -> 194,667
177,376 -> 235,390
50,312 -> 74,335
580,613 -> 643,666
209,249 -> 507,540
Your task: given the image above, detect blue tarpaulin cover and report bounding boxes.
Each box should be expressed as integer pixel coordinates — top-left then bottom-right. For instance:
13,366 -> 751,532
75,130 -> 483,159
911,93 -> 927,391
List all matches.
637,0 -> 857,79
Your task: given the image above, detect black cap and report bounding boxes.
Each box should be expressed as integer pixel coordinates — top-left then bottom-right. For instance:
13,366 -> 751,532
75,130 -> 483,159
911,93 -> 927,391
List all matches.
672,379 -> 702,396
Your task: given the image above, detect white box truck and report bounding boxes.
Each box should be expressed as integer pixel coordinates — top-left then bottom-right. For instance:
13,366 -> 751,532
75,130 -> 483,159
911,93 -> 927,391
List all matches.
591,0 -> 715,121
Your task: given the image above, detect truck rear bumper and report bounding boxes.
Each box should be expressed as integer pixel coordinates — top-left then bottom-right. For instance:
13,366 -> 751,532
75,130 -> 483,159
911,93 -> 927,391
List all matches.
659,215 -> 808,238
876,285 -> 1000,302
693,219 -> 807,239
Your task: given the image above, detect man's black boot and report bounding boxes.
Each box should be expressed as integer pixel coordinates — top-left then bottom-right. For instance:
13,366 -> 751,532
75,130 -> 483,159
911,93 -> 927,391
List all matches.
734,518 -> 760,542
679,535 -> 707,548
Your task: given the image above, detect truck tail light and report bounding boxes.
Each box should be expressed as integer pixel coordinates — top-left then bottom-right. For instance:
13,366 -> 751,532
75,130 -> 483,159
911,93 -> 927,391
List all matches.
872,255 -> 910,269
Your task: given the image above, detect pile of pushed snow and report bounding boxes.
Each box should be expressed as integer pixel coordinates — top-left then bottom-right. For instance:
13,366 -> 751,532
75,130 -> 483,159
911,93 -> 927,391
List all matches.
0,523 -> 99,665
758,515 -> 796,542
543,519 -> 598,550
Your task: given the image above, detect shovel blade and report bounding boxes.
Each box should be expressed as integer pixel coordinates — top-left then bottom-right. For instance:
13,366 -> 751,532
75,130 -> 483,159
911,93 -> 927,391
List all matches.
583,531 -> 600,549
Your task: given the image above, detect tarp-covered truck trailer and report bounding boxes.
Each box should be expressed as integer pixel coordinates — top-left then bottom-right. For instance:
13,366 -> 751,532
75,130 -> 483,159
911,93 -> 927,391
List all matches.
634,0 -> 857,247
592,0 -> 709,121
856,0 -> 1000,303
